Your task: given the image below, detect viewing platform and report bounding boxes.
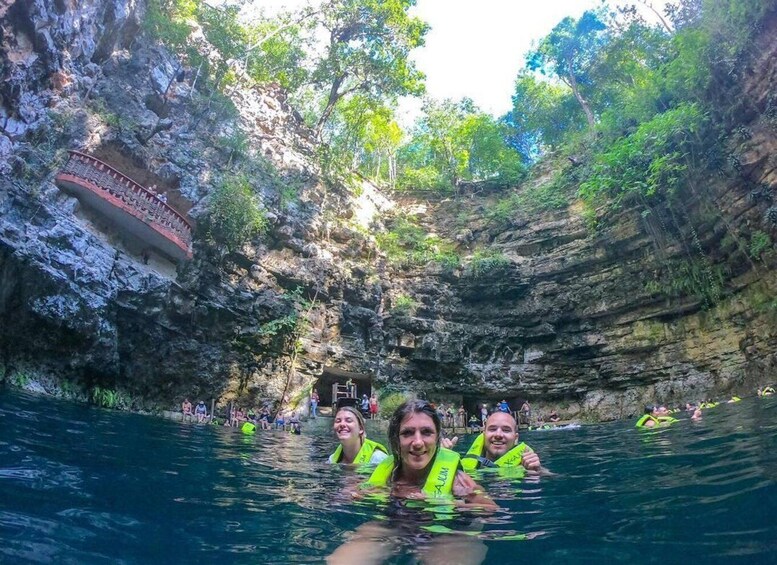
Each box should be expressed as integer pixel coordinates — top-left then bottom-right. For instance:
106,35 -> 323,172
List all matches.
55,150 -> 193,261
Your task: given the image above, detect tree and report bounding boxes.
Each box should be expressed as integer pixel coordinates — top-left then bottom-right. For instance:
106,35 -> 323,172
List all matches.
310,0 -> 428,137
526,10 -> 610,129
505,72 -> 584,159
397,98 -> 524,191
461,114 -> 526,185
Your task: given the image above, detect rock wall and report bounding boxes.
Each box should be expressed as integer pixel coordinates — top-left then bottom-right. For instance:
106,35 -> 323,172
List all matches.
1,1 -> 776,420
377,11 -> 777,419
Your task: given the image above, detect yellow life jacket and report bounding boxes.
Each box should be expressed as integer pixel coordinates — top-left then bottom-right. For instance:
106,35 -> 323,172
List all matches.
460,433 -> 529,470
636,414 -> 658,428
329,438 -> 387,465
637,414 -> 677,427
364,447 -> 460,499
761,387 -> 775,396
241,422 -> 256,434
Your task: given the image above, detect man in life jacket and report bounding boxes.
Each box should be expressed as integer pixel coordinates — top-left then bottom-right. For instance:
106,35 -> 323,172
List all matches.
635,405 -> 678,428
442,412 -> 542,472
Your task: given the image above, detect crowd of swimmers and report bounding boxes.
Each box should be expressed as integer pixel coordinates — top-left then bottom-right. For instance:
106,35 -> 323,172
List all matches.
635,385 -> 775,428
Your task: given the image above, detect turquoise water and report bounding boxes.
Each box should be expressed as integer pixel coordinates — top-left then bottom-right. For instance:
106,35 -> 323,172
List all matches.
1,390 -> 775,563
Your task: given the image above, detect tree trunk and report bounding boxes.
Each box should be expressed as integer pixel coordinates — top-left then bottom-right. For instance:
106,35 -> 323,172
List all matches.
565,58 -> 596,129
315,74 -> 345,138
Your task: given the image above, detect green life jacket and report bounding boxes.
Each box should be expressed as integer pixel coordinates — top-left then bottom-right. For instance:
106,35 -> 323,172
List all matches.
460,433 -> 529,470
761,387 -> 775,395
364,447 -> 460,498
241,421 -> 256,434
636,414 -> 658,428
636,414 -> 677,428
329,438 -> 387,465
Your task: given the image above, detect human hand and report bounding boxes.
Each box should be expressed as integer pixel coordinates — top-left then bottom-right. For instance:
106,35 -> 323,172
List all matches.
452,469 -> 477,498
441,436 -> 459,449
521,449 -> 541,471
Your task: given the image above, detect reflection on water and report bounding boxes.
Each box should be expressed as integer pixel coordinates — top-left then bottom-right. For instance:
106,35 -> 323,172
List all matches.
1,391 -> 775,563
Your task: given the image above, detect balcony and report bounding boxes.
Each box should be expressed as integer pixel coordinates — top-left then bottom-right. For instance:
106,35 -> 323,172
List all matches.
55,151 -> 193,261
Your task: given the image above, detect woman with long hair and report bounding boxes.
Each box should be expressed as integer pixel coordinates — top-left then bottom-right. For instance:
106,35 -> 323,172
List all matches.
328,405 -> 388,465
364,400 -> 495,504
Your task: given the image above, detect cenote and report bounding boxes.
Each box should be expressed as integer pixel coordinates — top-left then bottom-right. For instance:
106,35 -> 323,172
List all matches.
1,391 -> 775,564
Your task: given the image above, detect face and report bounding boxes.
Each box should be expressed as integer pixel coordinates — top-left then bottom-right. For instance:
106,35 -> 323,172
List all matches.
654,406 -> 669,416
398,412 -> 438,473
484,412 -> 517,459
334,410 -> 363,444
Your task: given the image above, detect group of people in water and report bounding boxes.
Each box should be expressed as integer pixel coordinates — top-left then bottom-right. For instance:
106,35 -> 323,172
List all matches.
635,385 -> 775,428
328,400 -> 544,496
324,399 -> 548,563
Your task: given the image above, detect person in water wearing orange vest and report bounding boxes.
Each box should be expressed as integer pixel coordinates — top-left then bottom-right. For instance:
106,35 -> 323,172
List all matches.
442,412 -> 543,472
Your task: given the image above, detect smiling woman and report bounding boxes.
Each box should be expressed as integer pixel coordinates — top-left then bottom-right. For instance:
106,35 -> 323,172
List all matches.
328,406 -> 388,465
361,400 -> 496,504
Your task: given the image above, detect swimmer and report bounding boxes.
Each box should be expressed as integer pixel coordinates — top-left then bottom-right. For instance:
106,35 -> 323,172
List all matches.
363,400 -> 496,505
327,400 -> 496,565
443,411 -> 544,472
328,406 -> 388,465
636,405 -> 677,428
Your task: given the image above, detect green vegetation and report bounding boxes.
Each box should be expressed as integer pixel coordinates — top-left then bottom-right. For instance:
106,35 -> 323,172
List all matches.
749,230 -> 772,260
8,371 -> 31,388
205,175 -> 268,252
580,104 -> 705,204
396,98 -> 527,193
377,389 -> 412,419
375,214 -> 459,268
142,1 -> 775,311
90,386 -> 131,410
391,294 -> 419,316
466,250 -> 511,278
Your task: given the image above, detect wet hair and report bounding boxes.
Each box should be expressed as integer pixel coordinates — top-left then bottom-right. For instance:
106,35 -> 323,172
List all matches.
644,405 -> 655,414
334,406 -> 366,441
387,400 -> 441,462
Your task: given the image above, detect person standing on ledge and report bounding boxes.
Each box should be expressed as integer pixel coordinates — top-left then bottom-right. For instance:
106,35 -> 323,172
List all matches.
369,392 -> 379,420
519,400 -> 531,426
443,412 -> 543,472
310,388 -> 320,419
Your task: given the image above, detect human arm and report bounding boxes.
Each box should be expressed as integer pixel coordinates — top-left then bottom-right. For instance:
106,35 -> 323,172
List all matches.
452,470 -> 498,510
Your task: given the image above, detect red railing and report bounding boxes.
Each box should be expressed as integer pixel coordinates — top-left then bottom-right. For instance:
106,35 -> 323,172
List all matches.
56,151 -> 192,257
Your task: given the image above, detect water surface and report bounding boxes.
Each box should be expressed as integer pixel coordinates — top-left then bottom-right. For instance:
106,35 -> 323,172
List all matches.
1,391 -> 775,563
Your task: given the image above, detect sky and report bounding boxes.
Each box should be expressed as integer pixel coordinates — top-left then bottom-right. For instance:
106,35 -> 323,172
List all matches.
254,0 -> 673,118
409,0 -> 673,116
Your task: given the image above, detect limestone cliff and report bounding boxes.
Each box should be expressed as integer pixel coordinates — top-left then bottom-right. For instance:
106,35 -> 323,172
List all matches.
1,0 -> 776,420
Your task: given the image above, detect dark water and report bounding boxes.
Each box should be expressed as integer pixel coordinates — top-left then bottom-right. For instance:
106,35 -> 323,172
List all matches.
1,390 -> 775,564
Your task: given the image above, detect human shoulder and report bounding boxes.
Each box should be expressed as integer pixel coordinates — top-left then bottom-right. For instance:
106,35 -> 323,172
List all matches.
370,449 -> 389,464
